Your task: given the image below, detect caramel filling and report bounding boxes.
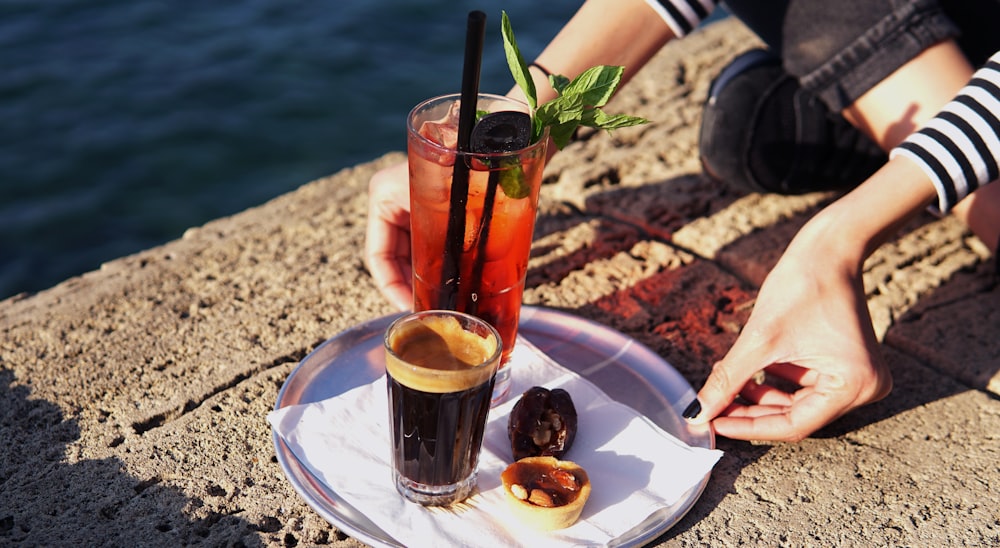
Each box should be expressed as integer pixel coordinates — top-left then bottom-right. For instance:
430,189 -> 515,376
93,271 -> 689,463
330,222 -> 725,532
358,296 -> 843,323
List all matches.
501,460 -> 583,508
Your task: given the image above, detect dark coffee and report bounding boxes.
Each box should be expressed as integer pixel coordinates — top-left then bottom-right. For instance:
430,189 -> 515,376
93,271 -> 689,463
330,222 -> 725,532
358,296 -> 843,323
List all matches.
387,373 -> 494,487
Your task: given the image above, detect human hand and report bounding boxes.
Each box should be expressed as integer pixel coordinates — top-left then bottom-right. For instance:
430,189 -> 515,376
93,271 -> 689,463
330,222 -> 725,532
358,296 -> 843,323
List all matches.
687,235 -> 893,442
364,161 -> 413,311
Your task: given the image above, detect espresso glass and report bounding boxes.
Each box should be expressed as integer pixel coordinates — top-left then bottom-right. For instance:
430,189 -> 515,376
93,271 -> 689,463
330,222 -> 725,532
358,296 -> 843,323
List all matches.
385,309 -> 502,505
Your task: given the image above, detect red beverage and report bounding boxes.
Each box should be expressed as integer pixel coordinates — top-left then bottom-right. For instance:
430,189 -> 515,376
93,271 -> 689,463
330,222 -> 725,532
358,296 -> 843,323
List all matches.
407,93 -> 548,404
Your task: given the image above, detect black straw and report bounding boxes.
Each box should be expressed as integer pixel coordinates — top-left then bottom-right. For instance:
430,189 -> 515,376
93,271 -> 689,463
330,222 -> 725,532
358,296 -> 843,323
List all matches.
440,10 -> 486,309
468,171 -> 499,314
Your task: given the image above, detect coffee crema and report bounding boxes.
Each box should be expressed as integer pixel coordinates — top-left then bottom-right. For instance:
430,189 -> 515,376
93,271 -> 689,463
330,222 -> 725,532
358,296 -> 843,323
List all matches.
385,313 -> 498,393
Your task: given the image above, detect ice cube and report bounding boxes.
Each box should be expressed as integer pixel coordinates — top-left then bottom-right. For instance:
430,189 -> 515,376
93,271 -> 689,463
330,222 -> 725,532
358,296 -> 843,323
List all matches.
417,100 -> 463,149
419,120 -> 458,150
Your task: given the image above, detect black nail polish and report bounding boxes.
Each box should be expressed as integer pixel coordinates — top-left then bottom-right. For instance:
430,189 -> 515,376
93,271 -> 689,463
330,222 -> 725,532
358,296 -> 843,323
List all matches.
682,398 -> 702,420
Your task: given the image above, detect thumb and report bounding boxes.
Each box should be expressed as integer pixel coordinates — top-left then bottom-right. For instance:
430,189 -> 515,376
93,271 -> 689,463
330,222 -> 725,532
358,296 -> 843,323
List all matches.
685,352 -> 759,425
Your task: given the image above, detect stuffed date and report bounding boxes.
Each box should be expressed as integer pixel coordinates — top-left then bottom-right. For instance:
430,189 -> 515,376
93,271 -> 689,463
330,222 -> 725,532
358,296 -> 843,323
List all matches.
508,386 -> 577,460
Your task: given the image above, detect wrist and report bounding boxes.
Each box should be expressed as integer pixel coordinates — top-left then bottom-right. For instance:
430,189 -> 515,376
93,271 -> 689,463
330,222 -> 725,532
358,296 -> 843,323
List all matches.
789,156 -> 938,270
787,207 -> 869,276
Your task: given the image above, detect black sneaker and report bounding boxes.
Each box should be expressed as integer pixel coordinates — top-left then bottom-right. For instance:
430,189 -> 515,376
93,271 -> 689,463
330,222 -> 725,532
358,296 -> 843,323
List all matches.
698,48 -> 887,195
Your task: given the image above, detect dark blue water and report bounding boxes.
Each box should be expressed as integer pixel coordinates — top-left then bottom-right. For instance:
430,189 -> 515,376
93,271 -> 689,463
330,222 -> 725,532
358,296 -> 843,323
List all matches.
0,1 -> 582,299
0,2 -> 724,300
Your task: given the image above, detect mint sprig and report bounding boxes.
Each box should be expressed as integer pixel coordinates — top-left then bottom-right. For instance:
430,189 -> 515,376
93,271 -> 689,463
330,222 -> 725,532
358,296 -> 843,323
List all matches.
501,11 -> 648,149
501,12 -> 536,112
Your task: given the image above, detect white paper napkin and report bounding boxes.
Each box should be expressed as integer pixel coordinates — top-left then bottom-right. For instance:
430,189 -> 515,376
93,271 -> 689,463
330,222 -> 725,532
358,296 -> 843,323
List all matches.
268,339 -> 722,547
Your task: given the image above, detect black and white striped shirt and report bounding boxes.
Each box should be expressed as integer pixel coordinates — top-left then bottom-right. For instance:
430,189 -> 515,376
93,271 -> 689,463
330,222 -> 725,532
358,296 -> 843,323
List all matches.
642,0 -> 717,37
892,52 -> 1000,213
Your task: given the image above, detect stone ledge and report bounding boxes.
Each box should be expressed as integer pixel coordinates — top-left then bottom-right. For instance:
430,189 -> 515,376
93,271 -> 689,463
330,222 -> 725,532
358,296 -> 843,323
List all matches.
2,18 -> 998,547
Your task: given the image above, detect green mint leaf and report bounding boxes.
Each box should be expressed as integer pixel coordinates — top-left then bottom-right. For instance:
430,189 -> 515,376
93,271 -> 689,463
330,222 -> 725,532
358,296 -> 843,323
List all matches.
533,93 -> 583,144
501,11 -> 536,111
562,65 -> 624,108
536,94 -> 584,125
550,74 -> 571,95
498,158 -> 531,199
547,122 -> 580,150
581,108 -> 649,130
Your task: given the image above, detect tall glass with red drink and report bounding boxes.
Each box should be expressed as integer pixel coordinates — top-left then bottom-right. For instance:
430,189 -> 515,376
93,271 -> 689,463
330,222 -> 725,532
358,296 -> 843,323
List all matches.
407,93 -> 547,404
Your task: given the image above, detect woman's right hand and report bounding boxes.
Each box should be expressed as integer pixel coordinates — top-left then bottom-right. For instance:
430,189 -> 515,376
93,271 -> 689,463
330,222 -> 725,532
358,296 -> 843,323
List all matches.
364,161 -> 413,311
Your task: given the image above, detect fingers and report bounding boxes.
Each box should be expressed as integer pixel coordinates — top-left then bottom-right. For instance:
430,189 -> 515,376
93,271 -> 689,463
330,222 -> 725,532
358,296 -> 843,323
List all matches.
708,363 -> 874,442
711,411 -> 802,443
711,389 -> 843,443
687,333 -> 768,425
365,162 -> 414,311
687,361 -> 745,426
764,362 -> 819,388
688,347 -> 847,442
365,210 -> 412,311
372,258 -> 412,312
738,377 -> 794,408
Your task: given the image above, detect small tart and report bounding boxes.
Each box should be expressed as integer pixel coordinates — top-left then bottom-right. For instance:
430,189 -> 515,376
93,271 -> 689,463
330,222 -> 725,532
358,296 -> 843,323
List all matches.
500,456 -> 591,530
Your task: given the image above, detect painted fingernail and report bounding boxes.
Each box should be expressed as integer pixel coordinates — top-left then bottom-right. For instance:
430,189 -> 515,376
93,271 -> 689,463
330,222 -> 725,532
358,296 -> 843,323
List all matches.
682,398 -> 702,420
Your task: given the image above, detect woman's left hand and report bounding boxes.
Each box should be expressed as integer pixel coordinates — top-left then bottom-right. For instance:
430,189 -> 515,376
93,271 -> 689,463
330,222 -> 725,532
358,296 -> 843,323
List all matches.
690,229 -> 893,442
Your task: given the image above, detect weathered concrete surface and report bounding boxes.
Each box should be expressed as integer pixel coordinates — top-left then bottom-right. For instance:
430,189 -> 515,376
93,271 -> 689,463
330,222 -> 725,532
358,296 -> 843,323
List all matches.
2,18 -> 998,547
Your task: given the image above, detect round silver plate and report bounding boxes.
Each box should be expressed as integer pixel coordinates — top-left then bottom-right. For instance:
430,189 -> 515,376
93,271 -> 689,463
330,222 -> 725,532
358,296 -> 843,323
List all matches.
273,306 -> 714,547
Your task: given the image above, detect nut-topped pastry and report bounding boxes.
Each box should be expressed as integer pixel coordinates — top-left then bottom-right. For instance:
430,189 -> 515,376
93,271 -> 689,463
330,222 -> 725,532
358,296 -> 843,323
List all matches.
500,456 -> 591,530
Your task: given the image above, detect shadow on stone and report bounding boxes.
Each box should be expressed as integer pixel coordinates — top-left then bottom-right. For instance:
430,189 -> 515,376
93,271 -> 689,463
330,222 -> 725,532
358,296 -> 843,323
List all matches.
0,369 -> 263,546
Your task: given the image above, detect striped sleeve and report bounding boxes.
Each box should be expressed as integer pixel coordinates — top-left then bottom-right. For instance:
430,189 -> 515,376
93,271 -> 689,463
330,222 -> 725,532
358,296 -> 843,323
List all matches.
642,0 -> 717,37
890,51 -> 1000,213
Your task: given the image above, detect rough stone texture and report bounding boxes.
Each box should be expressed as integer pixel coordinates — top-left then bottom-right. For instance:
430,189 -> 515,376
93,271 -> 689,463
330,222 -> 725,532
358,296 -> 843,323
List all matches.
2,18 -> 998,547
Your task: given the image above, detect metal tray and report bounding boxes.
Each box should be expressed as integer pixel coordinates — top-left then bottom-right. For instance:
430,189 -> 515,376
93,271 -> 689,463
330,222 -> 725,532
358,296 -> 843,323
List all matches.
272,306 -> 714,547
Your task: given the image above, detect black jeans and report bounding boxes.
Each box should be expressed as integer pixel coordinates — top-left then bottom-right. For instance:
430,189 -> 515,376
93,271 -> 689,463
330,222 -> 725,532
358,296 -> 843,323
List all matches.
722,0 -> 1000,111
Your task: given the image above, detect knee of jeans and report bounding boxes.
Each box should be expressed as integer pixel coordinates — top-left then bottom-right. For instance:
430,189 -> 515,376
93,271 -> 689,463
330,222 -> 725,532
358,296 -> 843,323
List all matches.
793,2 -> 959,111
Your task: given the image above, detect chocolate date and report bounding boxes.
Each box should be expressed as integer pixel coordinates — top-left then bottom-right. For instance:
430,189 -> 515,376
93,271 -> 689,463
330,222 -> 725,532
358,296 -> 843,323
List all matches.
508,386 -> 577,460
